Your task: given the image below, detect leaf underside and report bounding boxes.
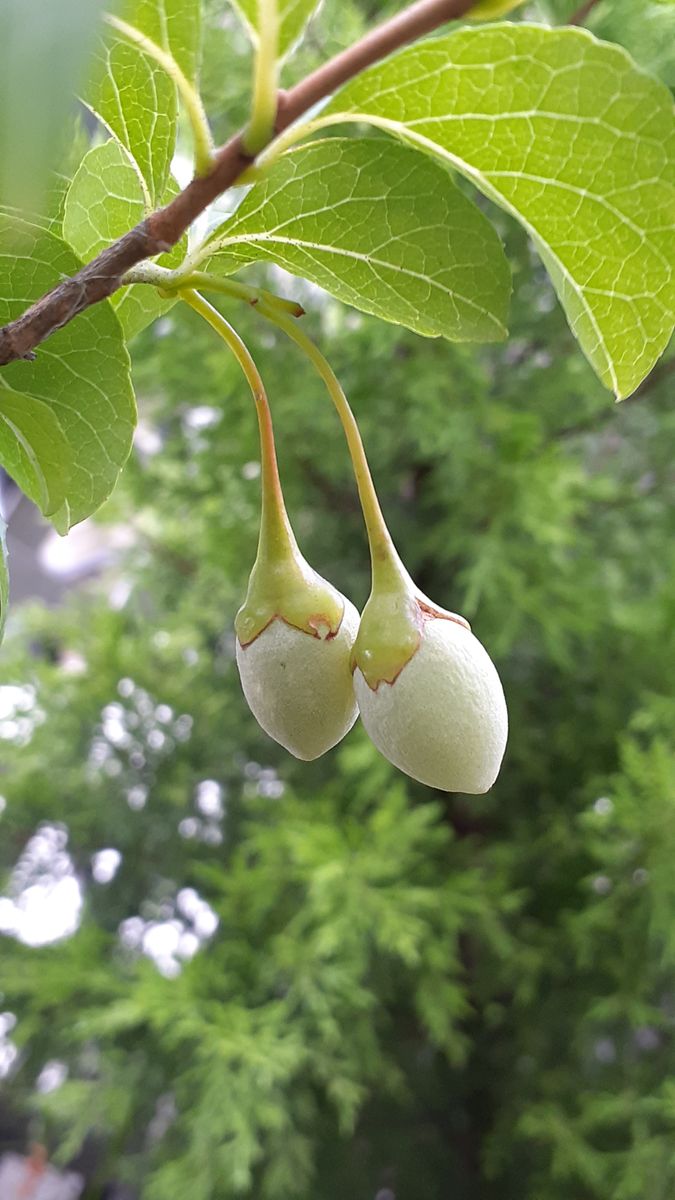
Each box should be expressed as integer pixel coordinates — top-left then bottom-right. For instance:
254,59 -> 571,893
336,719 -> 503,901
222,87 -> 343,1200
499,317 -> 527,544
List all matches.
324,24 -> 675,398
229,0 -> 320,60
0,215 -> 136,530
63,139 -> 186,341
206,137 -> 512,343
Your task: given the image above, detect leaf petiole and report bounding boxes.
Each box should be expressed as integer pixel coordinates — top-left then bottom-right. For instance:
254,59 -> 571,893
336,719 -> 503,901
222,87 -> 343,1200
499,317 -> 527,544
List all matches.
123,263 -> 304,318
242,0 -> 280,156
257,302 -> 407,593
179,289 -> 295,569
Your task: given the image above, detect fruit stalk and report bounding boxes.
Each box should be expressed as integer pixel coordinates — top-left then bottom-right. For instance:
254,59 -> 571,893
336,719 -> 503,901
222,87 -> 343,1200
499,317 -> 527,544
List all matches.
179,288 -> 296,570
257,304 -> 405,593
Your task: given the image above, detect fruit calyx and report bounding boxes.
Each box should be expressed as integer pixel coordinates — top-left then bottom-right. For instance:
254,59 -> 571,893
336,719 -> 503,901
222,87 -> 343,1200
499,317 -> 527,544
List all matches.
351,553 -> 469,690
235,540 -> 346,647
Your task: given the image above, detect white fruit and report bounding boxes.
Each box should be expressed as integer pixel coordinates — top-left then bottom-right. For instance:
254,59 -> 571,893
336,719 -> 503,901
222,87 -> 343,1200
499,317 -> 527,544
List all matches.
354,616 -> 507,793
236,598 -> 360,761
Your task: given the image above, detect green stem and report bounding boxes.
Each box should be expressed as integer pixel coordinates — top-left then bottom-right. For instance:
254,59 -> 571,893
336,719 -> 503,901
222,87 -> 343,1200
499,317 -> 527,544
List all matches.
243,0 -> 280,156
256,115 -> 331,170
123,263 -> 304,318
179,289 -> 296,566
258,303 -> 406,593
182,272 -> 305,317
104,14 -> 214,177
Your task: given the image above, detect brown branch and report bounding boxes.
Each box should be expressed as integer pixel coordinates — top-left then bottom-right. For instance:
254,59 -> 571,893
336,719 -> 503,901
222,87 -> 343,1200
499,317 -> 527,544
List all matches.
0,0 -> 479,367
569,0 -> 601,25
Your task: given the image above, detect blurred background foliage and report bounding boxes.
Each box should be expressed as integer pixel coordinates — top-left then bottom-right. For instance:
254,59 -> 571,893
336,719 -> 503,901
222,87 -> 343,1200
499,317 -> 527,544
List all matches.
1,1 -> 675,1197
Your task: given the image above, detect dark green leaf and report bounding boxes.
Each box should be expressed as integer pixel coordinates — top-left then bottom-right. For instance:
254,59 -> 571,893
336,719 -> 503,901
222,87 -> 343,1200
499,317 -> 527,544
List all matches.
0,387 -> 72,517
0,215 -> 136,529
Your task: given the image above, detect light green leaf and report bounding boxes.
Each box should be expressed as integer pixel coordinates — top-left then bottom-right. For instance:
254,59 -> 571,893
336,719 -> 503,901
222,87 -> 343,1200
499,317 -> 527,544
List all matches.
84,27 -> 177,203
64,141 -> 146,257
63,139 -> 185,341
205,138 -> 511,342
0,0 -> 105,214
0,387 -> 72,517
0,215 -> 136,529
230,0 -> 320,60
324,25 -> 675,398
164,0 -> 203,81
0,516 -> 8,644
113,0 -> 202,81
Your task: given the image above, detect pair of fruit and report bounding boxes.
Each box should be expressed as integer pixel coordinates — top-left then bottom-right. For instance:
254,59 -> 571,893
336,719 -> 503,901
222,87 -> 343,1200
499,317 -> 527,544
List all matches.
182,288 -> 506,793
235,453 -> 507,795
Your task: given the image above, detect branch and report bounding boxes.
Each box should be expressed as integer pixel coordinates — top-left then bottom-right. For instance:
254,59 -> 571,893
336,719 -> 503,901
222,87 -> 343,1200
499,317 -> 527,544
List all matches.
0,0 -> 479,367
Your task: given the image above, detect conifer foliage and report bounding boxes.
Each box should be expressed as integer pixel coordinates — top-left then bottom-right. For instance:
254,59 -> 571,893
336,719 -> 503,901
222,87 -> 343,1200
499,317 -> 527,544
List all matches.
0,0 -> 674,1196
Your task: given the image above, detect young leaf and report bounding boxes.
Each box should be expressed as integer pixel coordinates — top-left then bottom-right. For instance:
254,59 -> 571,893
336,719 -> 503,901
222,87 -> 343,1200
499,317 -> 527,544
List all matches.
230,0 -> 320,60
84,26 -> 177,203
323,25 -> 675,398
63,139 -> 185,341
113,0 -> 203,82
204,138 -> 510,342
0,387 -> 72,517
164,0 -> 203,82
0,215 -> 136,530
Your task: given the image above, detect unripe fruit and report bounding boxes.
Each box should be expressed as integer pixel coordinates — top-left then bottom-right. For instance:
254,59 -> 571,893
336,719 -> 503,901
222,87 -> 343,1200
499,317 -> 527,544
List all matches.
354,612 -> 507,793
236,596 -> 360,760
182,289 -> 360,761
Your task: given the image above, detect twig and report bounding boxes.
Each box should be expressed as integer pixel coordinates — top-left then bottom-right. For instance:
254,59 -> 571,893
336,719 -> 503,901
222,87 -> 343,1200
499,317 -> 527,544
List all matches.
0,0 -> 479,367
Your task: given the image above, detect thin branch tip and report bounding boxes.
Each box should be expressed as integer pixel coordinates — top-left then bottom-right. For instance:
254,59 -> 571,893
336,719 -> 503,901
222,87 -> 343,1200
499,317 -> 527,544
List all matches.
0,0 -> 484,366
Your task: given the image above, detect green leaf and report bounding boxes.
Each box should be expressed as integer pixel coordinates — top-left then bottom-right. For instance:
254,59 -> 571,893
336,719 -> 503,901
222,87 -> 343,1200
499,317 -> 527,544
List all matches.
63,139 -> 185,341
205,138 -> 511,342
0,0 -> 106,214
165,0 -> 203,82
113,0 -> 202,81
0,516 -> 7,644
63,141 -> 146,256
0,215 -> 136,529
230,0 -> 320,60
84,26 -> 177,203
324,25 -> 675,398
0,387 -> 72,517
